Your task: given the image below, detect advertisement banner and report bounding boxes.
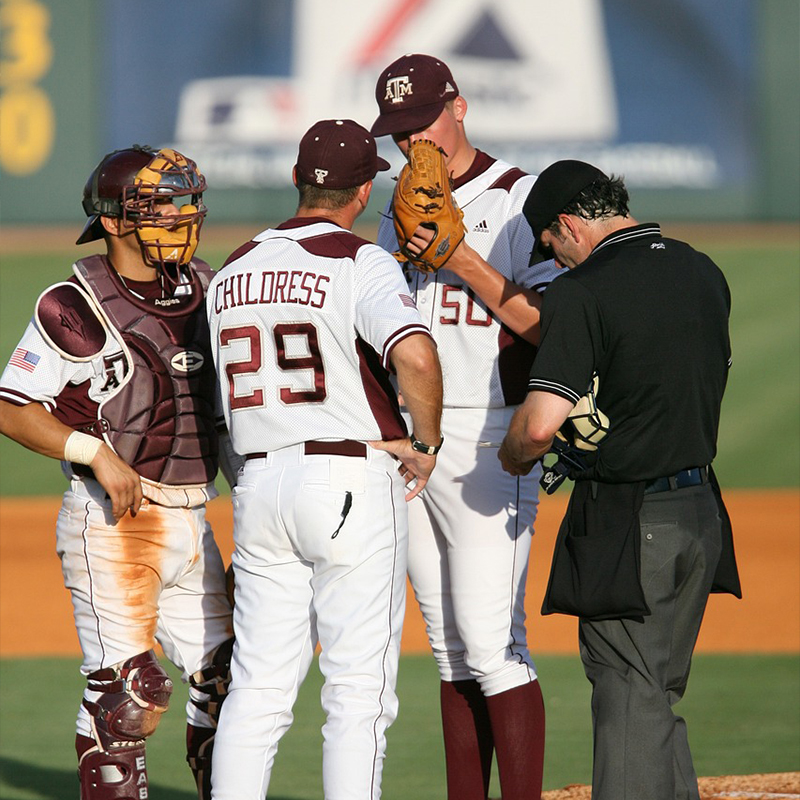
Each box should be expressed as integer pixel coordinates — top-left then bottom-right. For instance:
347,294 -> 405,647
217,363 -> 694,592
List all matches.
1,0 -> 781,224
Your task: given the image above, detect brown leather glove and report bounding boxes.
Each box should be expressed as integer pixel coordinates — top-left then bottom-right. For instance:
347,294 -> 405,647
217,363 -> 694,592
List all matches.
391,139 -> 466,273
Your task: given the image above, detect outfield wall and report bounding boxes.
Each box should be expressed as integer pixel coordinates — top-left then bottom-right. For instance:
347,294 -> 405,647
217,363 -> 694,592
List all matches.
0,0 -> 798,226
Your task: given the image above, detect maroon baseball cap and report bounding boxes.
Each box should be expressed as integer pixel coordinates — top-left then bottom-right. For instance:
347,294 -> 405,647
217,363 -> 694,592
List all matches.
294,119 -> 390,189
371,54 -> 459,137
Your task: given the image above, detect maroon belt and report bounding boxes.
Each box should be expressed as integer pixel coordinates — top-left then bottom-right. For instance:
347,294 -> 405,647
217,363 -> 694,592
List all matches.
246,440 -> 367,460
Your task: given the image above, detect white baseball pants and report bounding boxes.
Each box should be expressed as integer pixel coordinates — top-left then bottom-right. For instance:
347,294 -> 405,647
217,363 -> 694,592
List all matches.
56,477 -> 234,735
405,406 -> 541,696
211,443 -> 408,800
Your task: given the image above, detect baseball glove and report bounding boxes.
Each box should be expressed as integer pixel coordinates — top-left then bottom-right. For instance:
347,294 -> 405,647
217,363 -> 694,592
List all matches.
391,139 -> 466,273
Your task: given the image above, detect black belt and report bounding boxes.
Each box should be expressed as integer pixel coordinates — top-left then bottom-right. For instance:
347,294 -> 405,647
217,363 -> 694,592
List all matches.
246,440 -> 367,460
644,466 -> 709,495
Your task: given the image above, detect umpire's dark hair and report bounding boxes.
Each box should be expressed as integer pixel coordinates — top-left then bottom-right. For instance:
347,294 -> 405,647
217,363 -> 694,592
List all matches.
297,179 -> 360,211
525,160 -> 632,262
547,175 -> 630,234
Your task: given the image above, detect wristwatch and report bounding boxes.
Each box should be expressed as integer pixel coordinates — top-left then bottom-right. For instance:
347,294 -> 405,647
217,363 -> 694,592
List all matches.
410,434 -> 444,455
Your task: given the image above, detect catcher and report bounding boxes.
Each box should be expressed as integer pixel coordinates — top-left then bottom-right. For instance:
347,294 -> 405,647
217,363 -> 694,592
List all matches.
0,145 -> 237,799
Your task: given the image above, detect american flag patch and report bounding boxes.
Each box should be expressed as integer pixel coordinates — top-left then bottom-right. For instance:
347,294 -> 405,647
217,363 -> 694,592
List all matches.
399,293 -> 417,309
9,347 -> 40,373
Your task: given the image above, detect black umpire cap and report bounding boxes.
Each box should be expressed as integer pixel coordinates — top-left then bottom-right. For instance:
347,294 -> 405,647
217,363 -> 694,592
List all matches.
523,160 -> 608,262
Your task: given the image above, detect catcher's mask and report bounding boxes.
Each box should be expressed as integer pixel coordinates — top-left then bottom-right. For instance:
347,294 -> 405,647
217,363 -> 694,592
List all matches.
77,145 -> 207,289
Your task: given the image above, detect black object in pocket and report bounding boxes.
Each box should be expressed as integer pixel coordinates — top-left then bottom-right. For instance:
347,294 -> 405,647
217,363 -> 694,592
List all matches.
542,480 -> 651,621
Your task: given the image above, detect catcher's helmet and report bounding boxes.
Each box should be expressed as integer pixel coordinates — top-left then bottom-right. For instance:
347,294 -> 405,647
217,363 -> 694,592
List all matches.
76,144 -> 207,283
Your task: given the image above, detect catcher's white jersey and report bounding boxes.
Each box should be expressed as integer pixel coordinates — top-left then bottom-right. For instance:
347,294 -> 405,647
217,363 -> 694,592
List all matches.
208,217 -> 433,453
378,151 -> 561,409
0,312 -> 120,413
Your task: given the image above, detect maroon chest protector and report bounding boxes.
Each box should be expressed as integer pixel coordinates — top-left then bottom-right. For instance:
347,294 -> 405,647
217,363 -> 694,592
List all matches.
74,255 -> 218,486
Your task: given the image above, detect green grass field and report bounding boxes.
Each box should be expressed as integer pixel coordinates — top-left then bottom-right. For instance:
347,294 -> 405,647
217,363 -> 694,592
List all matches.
0,653 -> 798,798
1,233 -> 798,495
1,229 -> 798,795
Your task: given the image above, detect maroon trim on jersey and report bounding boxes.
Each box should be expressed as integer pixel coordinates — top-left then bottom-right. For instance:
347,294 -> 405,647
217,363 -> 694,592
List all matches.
270,217 -> 374,259
276,216 -> 334,230
382,324 -> 435,373
355,336 -> 407,440
488,167 -> 527,193
37,283 -> 107,359
222,240 -> 259,269
51,379 -> 102,431
298,231 -> 371,260
497,325 -> 537,406
453,150 -> 496,190
0,387 -> 42,407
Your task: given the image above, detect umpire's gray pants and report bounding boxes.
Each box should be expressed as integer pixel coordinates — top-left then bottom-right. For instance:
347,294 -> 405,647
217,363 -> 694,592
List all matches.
578,483 -> 723,800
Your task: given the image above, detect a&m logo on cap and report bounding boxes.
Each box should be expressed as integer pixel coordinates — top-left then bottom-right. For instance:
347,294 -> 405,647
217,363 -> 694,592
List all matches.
385,76 -> 413,104
315,169 -> 329,184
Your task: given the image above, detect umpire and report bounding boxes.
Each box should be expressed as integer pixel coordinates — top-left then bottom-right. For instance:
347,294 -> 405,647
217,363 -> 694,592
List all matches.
498,160 -> 741,800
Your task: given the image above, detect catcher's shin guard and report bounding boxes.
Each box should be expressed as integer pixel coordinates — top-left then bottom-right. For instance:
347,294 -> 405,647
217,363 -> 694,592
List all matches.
186,637 -> 234,797
78,650 -> 172,798
78,739 -> 148,800
186,724 -> 216,800
83,650 -> 173,749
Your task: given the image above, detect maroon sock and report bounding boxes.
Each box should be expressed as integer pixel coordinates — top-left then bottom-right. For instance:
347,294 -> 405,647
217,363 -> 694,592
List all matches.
440,679 -> 494,800
485,680 -> 546,800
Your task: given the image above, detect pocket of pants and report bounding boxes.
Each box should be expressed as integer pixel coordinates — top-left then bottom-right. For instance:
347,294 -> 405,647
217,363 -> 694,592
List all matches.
559,521 -> 650,620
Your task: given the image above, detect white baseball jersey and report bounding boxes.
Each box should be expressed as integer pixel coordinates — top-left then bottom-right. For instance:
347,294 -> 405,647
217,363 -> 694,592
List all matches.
377,150 -> 561,409
208,217 -> 433,453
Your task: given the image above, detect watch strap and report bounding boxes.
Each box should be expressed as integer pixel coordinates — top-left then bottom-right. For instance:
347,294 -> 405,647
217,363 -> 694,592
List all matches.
410,434 -> 444,455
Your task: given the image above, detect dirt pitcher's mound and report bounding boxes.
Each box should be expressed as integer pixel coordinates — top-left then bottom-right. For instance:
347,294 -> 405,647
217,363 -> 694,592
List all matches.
541,772 -> 800,799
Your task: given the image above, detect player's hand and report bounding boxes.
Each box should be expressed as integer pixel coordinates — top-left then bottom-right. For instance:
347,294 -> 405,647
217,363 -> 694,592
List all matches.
401,228 -> 477,282
368,438 -> 437,501
497,440 -> 537,477
402,225 -> 435,260
90,444 -> 144,520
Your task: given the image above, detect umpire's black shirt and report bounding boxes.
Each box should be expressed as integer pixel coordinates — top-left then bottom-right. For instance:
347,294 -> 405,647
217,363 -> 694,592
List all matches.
529,223 -> 731,484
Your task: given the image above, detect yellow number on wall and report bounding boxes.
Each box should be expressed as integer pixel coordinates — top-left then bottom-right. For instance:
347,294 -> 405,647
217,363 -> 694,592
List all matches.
0,0 -> 55,175
0,85 -> 55,173
0,0 -> 53,86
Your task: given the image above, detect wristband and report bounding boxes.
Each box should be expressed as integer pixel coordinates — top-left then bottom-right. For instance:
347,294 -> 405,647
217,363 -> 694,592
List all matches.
64,431 -> 102,465
410,434 -> 444,456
